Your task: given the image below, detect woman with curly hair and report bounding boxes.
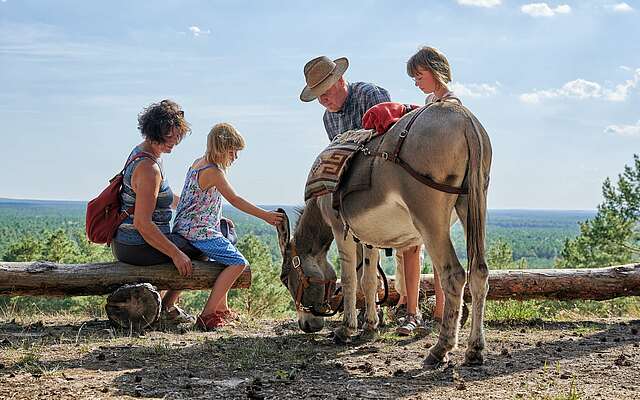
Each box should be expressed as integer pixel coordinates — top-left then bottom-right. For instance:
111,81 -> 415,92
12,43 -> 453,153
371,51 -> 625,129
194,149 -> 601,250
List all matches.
111,99 -> 199,326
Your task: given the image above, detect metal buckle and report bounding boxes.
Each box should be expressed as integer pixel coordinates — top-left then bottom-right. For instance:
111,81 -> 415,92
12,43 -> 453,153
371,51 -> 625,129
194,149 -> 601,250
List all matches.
292,255 -> 301,269
382,152 -> 389,160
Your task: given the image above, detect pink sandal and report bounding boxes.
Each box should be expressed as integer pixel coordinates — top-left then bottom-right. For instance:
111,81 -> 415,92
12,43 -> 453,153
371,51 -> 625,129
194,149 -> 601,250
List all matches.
195,312 -> 227,331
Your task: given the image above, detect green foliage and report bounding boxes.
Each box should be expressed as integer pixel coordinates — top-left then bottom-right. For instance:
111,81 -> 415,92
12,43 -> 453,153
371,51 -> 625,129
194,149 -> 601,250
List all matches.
486,239 -> 527,270
2,198 -> 637,322
229,234 -> 292,317
2,228 -> 112,264
558,155 -> 640,268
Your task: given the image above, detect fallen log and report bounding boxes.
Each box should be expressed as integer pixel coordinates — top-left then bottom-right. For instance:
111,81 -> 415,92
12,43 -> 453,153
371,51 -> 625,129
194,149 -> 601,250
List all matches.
0,261 -> 252,296
335,263 -> 640,308
0,260 -> 252,330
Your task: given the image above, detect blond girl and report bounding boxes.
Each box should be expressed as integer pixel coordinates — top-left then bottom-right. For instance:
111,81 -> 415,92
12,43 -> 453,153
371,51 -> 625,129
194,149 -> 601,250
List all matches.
173,122 -> 283,330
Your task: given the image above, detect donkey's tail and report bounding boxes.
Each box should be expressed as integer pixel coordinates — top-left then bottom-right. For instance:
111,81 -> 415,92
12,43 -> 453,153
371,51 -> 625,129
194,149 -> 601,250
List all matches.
463,112 -> 488,274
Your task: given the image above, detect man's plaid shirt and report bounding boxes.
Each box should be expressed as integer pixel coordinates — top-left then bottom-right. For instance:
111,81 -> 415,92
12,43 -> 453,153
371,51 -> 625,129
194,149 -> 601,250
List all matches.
323,82 -> 391,140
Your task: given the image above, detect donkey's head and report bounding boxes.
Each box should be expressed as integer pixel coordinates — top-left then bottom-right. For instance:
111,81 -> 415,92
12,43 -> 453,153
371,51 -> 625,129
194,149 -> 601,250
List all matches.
275,204 -> 336,333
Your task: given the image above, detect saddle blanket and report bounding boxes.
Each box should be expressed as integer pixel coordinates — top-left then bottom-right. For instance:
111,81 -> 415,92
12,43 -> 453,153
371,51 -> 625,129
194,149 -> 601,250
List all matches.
304,129 -> 379,201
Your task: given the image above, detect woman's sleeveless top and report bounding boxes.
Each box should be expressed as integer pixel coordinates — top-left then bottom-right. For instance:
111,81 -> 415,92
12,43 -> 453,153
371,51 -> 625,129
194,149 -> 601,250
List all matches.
114,146 -> 174,245
173,164 -> 223,241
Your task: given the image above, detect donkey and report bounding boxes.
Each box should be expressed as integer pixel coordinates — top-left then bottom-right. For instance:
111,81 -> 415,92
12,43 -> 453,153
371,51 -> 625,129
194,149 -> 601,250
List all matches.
277,100 -> 491,367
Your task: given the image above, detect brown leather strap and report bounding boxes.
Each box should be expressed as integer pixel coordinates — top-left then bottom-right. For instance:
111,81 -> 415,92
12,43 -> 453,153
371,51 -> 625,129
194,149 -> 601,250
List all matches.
368,101 -> 468,195
389,105 -> 431,162
396,158 -> 468,194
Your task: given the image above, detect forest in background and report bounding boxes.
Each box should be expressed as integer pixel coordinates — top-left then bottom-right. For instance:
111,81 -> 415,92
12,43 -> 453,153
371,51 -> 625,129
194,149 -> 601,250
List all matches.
0,197 -> 593,268
1,194 -> 638,321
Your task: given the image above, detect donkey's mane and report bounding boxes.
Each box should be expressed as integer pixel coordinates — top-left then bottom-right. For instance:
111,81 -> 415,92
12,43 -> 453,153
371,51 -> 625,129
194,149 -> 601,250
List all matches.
293,197 -> 334,255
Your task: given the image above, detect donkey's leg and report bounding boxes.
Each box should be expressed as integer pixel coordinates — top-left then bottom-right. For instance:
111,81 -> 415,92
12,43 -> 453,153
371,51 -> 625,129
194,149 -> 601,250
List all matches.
360,246 -> 380,338
419,226 -> 466,367
333,234 -> 359,344
455,197 -> 489,365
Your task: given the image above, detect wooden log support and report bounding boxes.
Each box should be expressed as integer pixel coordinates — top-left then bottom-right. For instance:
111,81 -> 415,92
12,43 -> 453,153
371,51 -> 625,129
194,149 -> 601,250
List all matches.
0,261 -> 252,297
338,263 -> 640,307
105,283 -> 161,330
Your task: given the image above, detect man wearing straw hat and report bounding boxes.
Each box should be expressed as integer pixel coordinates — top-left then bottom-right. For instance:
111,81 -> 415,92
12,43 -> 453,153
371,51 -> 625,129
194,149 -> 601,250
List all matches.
300,55 -> 416,327
299,56 -> 391,140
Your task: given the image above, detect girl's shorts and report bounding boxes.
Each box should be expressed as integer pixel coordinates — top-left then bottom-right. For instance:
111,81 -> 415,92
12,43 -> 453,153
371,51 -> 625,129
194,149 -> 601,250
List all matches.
191,236 -> 248,266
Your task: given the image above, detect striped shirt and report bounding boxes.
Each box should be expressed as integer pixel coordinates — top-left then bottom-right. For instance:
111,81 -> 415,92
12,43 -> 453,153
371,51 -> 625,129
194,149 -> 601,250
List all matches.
114,146 -> 174,245
323,82 -> 391,140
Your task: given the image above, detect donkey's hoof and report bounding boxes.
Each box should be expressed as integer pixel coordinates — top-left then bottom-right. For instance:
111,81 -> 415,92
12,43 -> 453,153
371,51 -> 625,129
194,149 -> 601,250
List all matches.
358,328 -> 379,341
423,352 -> 448,370
463,350 -> 485,366
333,327 -> 352,345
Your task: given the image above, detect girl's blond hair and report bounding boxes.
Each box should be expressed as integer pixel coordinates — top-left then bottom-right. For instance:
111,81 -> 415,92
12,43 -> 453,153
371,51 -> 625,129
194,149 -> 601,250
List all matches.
205,122 -> 246,170
406,46 -> 452,91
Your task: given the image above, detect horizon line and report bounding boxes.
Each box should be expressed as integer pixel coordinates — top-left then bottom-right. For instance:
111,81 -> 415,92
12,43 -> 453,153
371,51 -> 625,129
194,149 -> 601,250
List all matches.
0,196 -> 597,213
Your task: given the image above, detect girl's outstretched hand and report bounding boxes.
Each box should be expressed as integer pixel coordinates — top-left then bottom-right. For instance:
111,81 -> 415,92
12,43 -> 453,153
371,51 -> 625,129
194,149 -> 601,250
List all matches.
263,210 -> 285,226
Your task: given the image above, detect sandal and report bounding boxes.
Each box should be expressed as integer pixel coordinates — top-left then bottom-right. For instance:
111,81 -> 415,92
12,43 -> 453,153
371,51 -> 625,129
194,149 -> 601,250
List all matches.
396,313 -> 430,337
195,313 -> 227,331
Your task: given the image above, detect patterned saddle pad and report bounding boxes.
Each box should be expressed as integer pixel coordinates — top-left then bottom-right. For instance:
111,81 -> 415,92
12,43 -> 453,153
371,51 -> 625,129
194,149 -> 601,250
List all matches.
304,129 -> 380,201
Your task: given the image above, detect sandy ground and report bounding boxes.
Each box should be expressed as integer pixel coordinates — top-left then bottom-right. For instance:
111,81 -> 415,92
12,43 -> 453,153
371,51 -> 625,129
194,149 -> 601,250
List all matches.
0,315 -> 639,399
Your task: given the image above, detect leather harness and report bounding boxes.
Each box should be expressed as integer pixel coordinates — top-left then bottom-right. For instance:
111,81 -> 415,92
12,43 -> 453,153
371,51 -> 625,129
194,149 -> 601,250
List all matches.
366,98 -> 469,195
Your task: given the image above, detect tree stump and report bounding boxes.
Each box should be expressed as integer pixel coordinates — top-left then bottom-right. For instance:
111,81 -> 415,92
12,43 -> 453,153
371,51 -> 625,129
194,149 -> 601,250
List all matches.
105,283 -> 161,330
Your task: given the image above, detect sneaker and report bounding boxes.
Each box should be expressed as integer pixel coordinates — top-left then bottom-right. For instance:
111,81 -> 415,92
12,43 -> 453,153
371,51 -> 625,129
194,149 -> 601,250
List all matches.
195,313 -> 227,331
396,313 -> 430,337
389,303 -> 408,322
157,305 -> 196,327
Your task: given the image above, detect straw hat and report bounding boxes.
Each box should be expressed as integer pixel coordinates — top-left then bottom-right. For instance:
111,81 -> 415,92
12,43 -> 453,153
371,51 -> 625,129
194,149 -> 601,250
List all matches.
299,56 -> 349,102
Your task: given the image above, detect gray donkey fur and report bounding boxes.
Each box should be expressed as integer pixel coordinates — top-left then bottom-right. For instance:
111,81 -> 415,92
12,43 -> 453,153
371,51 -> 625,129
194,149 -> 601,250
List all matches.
277,101 -> 492,367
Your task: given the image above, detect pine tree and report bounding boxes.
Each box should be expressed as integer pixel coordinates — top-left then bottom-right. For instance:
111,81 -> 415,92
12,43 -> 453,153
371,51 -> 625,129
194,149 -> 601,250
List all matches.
230,234 -> 291,316
558,155 -> 640,268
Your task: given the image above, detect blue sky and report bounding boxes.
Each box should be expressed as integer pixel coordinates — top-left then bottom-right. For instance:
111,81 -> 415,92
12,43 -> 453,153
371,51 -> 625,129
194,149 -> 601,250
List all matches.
1,0 -> 638,209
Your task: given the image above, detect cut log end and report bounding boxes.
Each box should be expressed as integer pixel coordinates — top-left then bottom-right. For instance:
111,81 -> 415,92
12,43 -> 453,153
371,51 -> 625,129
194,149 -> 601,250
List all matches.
105,283 -> 161,330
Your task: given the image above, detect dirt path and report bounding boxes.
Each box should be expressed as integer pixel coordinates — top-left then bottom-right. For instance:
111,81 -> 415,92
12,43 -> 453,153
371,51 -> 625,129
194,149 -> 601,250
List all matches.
1,316 -> 638,399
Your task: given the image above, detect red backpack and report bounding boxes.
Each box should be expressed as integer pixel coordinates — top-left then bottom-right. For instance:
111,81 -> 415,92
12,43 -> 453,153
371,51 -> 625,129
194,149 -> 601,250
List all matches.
85,153 -> 154,245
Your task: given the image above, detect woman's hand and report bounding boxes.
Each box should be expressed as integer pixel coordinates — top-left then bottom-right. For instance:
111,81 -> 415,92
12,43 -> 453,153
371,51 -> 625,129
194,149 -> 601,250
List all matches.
171,250 -> 193,277
262,210 -> 285,226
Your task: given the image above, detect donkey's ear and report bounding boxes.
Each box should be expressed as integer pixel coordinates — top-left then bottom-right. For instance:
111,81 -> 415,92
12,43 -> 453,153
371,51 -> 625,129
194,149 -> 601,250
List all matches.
275,207 -> 290,256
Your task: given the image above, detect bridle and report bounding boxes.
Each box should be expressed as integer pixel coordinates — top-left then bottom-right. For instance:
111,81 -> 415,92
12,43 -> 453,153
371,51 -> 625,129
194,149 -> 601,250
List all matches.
281,242 -> 390,318
280,242 -> 338,317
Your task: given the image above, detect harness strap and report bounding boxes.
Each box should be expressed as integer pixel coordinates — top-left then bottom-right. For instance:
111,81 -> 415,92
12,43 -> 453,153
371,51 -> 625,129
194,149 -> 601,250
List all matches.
366,100 -> 469,195
390,105 -> 431,162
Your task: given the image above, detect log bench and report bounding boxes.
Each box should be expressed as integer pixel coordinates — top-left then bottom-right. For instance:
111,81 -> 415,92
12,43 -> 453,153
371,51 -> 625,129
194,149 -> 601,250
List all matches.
335,263 -> 640,309
0,260 -> 251,330
2,262 -> 639,328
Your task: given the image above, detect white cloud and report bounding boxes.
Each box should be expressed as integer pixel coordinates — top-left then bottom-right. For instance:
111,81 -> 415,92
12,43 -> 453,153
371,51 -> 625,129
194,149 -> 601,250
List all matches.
604,121 -> 640,137
562,79 -> 602,98
188,26 -> 210,37
606,69 -> 640,101
521,3 -> 571,17
520,69 -> 640,104
450,82 -> 499,97
610,3 -> 634,13
456,0 -> 501,8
